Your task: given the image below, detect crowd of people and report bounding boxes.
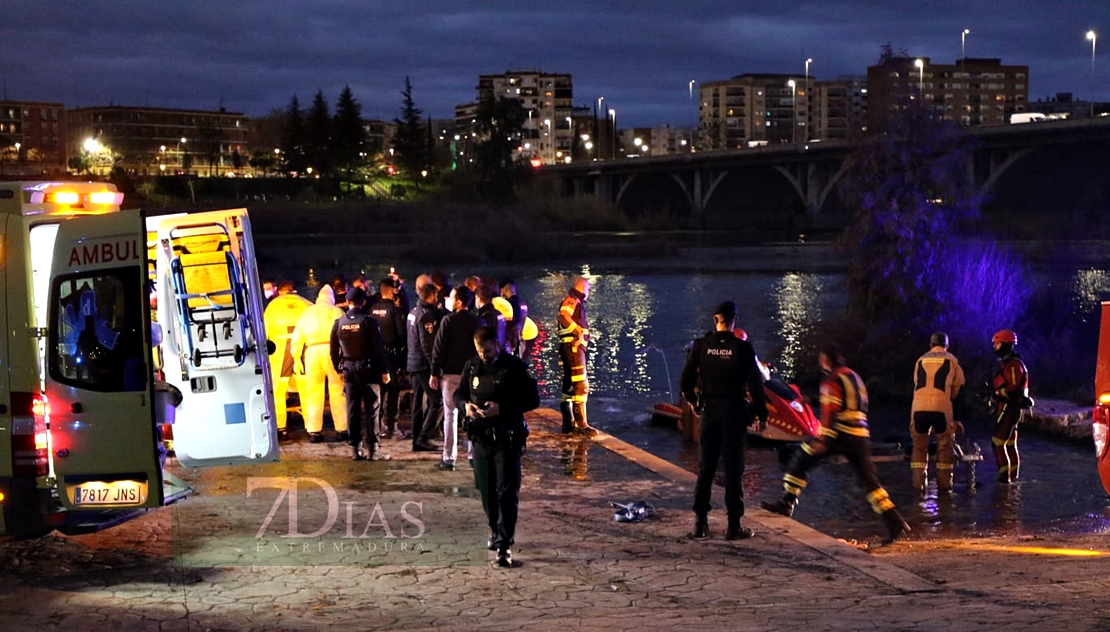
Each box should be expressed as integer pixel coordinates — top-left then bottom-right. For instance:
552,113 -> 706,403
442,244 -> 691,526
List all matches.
261,272 -> 1032,562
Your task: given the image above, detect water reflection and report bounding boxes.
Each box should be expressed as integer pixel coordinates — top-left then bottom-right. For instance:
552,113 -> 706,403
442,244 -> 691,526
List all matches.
770,272 -> 830,377
560,439 -> 591,480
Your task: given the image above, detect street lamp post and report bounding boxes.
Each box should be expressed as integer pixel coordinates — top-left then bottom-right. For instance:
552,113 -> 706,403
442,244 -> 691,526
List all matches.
608,108 -> 616,159
688,79 -> 696,151
914,59 -> 925,96
804,59 -> 812,141
596,96 -> 605,160
1088,30 -> 1098,117
787,79 -> 796,143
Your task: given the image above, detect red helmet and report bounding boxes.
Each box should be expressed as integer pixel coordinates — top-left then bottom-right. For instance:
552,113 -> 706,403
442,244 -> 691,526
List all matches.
992,329 -> 1017,345
734,328 -> 748,341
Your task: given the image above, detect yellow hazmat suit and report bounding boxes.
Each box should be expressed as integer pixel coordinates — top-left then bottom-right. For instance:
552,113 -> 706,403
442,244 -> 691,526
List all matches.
290,286 -> 349,434
264,292 -> 312,431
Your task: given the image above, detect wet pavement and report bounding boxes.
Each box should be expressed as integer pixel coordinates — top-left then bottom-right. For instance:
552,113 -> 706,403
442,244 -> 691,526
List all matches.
2,408 -> 1110,631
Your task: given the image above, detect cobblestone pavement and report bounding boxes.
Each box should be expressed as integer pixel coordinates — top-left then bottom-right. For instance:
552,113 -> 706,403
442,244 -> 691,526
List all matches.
2,408 -> 1110,631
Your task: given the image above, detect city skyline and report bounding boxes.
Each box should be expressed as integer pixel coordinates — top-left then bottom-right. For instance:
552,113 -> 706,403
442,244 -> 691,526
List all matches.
1,1 -> 1106,128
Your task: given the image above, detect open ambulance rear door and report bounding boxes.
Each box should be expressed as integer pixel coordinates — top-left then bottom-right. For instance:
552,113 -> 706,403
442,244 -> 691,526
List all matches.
152,208 -> 278,467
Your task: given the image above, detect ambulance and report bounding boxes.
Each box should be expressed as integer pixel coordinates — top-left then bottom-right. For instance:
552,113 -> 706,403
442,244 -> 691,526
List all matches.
0,181 -> 278,539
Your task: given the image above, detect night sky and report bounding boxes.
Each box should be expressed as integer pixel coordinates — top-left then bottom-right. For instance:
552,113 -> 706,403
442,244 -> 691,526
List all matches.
2,1 -> 1106,127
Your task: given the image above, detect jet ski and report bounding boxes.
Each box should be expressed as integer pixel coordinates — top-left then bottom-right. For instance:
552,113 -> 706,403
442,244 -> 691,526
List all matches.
651,373 -> 820,442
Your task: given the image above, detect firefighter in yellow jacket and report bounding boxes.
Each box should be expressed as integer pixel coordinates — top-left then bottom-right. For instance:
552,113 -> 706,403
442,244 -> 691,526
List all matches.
557,276 -> 599,435
290,285 -> 349,442
910,332 -> 965,493
263,287 -> 312,439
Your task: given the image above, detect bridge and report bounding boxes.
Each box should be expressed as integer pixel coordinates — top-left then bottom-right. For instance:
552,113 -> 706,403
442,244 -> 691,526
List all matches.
538,117 -> 1110,235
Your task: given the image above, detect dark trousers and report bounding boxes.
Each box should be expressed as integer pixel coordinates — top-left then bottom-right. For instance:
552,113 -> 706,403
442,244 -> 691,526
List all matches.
472,440 -> 522,552
693,401 -> 748,521
409,369 -> 443,445
378,366 -> 403,432
342,366 -> 380,449
786,429 -> 894,514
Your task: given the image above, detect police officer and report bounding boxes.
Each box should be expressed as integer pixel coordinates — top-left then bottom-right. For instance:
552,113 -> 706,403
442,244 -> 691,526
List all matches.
762,343 -> 910,544
369,278 -> 407,438
455,326 -> 539,568
680,301 -> 768,541
475,284 -> 507,349
407,281 -> 445,451
557,276 -> 598,436
330,287 -> 391,461
910,332 -> 965,493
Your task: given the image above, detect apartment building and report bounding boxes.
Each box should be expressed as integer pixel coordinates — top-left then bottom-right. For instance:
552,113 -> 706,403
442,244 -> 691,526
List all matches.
455,70 -> 574,165
812,76 -> 868,140
698,74 -> 801,150
866,57 -> 1029,129
0,99 -> 67,175
68,105 -> 251,176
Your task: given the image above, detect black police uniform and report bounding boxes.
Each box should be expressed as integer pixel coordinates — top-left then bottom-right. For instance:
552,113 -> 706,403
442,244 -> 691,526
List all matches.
406,298 -> 445,448
476,303 -> 507,350
369,291 -> 407,436
679,330 -> 767,534
330,303 -> 389,459
454,351 -> 539,561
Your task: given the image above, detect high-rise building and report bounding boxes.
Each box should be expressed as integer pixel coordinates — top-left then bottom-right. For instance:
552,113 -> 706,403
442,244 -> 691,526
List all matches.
866,57 -> 1029,129
0,100 -> 68,175
698,74 -> 802,150
456,70 -> 574,165
813,76 -> 868,140
68,105 -> 250,176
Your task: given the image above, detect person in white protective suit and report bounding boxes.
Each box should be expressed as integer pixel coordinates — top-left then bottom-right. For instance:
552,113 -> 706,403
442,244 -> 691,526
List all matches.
263,288 -> 312,440
290,285 -> 349,442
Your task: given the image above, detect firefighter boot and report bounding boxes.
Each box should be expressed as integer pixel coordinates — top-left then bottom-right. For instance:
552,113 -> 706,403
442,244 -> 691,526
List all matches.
690,514 -> 709,539
936,468 -> 954,493
572,402 -> 600,437
911,468 -> 927,494
760,494 -> 797,518
560,401 -> 575,434
881,509 -> 911,544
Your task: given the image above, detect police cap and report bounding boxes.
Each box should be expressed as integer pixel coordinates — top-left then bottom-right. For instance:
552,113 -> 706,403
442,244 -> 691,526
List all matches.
713,301 -> 737,320
347,287 -> 367,305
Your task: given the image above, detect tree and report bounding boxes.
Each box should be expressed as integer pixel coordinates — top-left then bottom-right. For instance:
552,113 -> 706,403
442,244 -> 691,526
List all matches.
471,94 -> 527,205
306,90 -> 332,176
834,99 -> 1029,380
280,95 -> 307,176
392,77 -> 427,180
332,85 -> 368,191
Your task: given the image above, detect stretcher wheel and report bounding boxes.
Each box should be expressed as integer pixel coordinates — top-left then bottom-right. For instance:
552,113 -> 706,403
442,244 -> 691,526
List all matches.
234,345 -> 244,364
192,348 -> 203,368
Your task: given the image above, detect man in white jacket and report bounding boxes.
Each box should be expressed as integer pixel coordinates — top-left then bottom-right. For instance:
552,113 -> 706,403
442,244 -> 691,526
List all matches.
291,285 -> 349,442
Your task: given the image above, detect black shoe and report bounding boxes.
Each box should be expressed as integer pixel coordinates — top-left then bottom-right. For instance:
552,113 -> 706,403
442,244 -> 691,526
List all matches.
434,460 -> 455,471
352,446 -> 366,461
760,498 -> 796,518
369,446 -> 391,461
690,517 -> 709,539
278,430 -> 290,442
487,537 -> 497,551
413,441 -> 439,452
337,431 -> 349,442
726,523 -> 755,540
496,549 -> 513,567
308,432 -> 324,444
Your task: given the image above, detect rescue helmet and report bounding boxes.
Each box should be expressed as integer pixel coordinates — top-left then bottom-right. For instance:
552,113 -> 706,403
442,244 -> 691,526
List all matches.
992,329 -> 1017,346
929,332 -> 949,348
572,276 -> 590,298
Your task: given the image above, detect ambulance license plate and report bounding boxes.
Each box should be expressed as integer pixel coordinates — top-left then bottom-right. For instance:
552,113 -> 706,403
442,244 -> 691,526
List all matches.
70,481 -> 148,506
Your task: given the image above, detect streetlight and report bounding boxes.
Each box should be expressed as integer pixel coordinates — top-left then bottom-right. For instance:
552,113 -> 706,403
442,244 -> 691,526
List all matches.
961,29 -> 970,61
688,79 -> 696,151
1088,30 -> 1098,116
804,59 -> 812,141
608,108 -> 616,158
914,58 -> 924,95
596,96 -> 605,160
787,79 -> 797,143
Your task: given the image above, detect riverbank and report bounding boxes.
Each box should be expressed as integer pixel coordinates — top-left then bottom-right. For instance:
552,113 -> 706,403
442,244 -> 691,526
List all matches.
2,408 -> 1108,631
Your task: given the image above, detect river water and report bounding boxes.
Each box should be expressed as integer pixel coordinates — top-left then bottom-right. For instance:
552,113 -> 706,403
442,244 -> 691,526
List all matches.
261,247 -> 1110,543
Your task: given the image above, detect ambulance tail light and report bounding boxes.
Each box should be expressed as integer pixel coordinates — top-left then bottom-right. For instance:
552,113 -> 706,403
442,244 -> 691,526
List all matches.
11,392 -> 50,477
1093,393 -> 1110,458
